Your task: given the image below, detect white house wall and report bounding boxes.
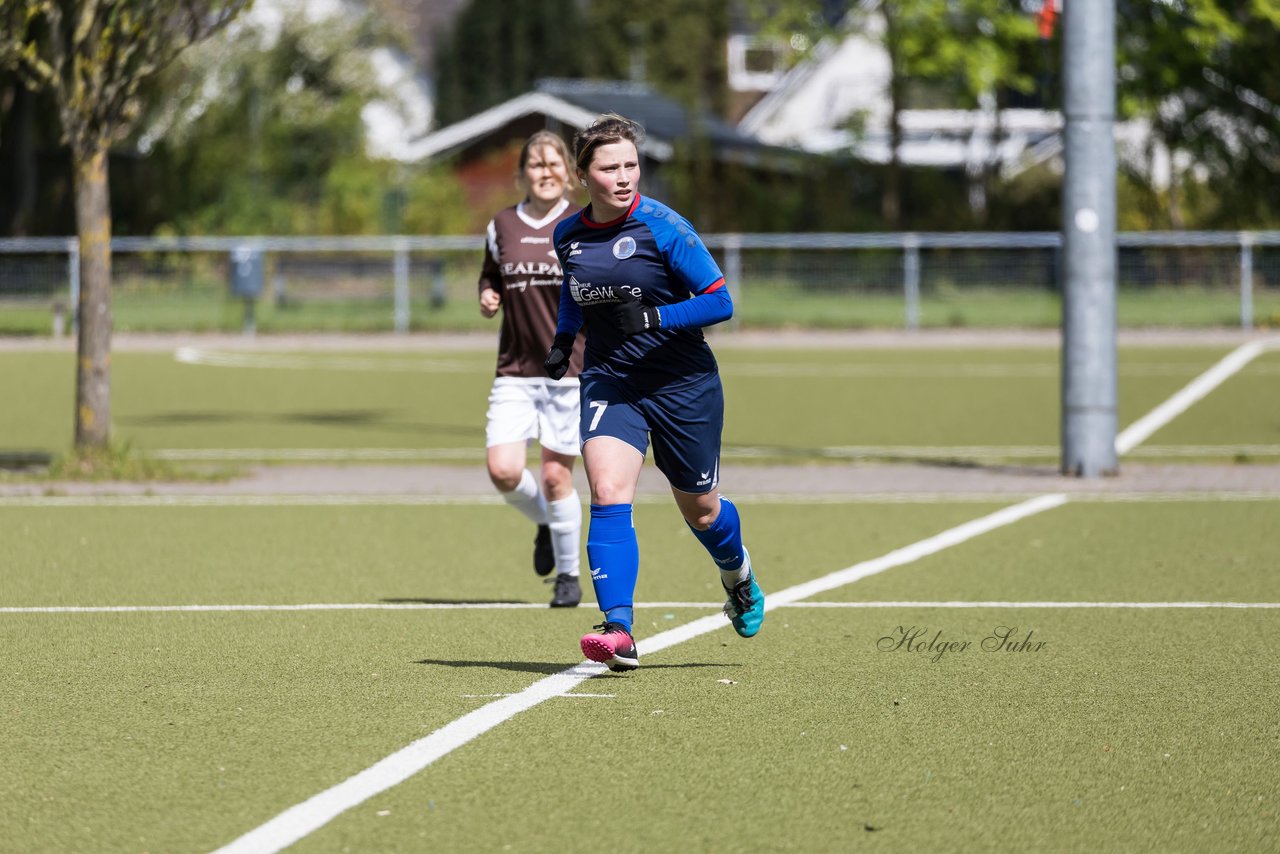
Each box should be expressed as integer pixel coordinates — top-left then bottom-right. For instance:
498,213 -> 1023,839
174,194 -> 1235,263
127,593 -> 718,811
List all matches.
738,20 -> 890,144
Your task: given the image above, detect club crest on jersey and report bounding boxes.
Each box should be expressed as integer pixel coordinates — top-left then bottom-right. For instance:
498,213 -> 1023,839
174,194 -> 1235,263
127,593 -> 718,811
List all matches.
612,236 -> 637,259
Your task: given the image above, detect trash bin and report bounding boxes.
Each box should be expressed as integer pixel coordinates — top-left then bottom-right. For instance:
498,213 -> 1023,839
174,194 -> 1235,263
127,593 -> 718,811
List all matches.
229,246 -> 264,334
229,246 -> 264,298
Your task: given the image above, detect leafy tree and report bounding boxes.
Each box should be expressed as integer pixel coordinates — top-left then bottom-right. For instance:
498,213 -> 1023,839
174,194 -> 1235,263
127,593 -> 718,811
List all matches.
1117,0 -> 1280,228
433,0 -> 585,125
434,0 -> 729,125
0,3 -> 46,233
138,6 -> 473,236
400,164 -> 474,234
868,1 -> 1039,226
146,7 -> 389,234
0,6 -> 24,69
744,1 -> 1039,227
582,0 -> 730,116
12,0 -> 249,449
577,0 -> 731,228
0,1 -> 34,143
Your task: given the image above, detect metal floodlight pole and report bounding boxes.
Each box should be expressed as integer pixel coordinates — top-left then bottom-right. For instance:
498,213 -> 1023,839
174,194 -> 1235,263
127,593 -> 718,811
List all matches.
1061,0 -> 1118,477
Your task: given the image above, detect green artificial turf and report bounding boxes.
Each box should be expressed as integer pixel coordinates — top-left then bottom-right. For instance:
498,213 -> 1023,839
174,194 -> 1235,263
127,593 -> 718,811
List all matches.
1132,350 -> 1280,448
3,498 -> 1278,852
300,608 -> 1278,853
5,344 -> 1272,463
5,285 -> 1279,334
834,500 -> 1280,604
0,502 -> 991,608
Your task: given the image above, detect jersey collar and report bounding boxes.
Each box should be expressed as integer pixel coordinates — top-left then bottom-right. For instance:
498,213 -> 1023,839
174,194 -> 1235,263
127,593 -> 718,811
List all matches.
579,194 -> 640,229
516,197 -> 570,230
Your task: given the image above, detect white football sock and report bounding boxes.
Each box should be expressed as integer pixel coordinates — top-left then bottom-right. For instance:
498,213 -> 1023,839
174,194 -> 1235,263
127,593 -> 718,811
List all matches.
546,493 -> 582,577
501,468 -> 547,526
719,547 -> 751,590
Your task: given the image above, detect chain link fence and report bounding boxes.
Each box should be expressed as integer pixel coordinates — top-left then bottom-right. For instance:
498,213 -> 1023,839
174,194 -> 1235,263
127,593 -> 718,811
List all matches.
1,232 -> 1278,335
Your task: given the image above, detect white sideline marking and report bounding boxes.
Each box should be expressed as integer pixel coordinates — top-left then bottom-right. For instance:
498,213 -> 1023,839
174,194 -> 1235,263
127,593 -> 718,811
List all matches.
1116,339 -> 1279,454
754,494 -> 1068,608
212,661 -> 610,854
209,493 -> 1067,854
174,348 -> 1280,379
462,693 -> 615,699
175,348 -> 476,373
728,443 -> 1280,460
7,597 -> 1280,615
729,361 -> 1280,379
0,494 -> 506,508
789,600 -> 1280,609
3,491 -> 1279,510
0,603 -> 574,614
121,340 -> 1280,851
150,447 -> 484,461
142,441 -> 1280,464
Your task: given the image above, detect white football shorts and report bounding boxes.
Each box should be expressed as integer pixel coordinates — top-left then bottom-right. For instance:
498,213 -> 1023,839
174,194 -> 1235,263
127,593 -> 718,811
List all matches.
485,377 -> 581,456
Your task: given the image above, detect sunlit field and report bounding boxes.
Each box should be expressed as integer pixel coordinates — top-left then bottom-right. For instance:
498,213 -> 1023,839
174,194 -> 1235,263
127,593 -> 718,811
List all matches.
2,337 -> 1278,852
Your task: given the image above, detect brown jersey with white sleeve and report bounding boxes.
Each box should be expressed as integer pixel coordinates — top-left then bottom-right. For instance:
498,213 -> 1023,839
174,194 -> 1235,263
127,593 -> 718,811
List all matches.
478,199 -> 585,379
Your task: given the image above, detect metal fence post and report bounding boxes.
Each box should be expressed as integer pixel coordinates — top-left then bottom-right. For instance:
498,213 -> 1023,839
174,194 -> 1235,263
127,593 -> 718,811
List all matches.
724,234 -> 742,328
430,259 -> 447,309
393,241 -> 410,334
68,238 -> 80,334
903,234 -> 921,330
1239,232 -> 1254,331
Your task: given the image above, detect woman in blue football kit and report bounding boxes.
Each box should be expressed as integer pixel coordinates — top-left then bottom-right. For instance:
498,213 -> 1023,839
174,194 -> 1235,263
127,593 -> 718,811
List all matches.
543,113 -> 764,672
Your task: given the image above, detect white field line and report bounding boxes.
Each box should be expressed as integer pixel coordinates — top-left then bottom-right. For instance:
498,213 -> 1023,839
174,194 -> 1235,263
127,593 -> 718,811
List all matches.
209,493 -> 1067,854
174,348 -> 477,373
726,443 -> 1280,460
149,448 -> 484,461
7,598 -> 1280,616
0,495 -> 509,508
0,603 -> 575,614
462,693 -> 616,699
211,660 -> 610,854
729,362 -> 1280,378
1115,339 -> 1280,454
174,348 -> 1280,379
142,442 -> 1280,464
724,444 -> 1065,459
786,600 -> 1280,609
3,491 -> 1279,510
90,340 -> 1276,852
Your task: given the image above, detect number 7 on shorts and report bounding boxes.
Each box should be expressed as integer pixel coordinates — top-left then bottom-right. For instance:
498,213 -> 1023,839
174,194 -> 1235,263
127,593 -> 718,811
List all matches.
588,400 -> 608,432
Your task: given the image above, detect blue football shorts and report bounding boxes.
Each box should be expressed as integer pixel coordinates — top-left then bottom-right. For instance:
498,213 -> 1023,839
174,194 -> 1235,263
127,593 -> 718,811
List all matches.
579,370 -> 723,494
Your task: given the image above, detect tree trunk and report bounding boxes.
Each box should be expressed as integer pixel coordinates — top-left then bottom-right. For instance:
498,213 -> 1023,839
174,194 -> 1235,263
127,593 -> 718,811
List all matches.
884,108 -> 902,228
73,146 -> 112,449
10,84 -> 38,234
881,8 -> 903,229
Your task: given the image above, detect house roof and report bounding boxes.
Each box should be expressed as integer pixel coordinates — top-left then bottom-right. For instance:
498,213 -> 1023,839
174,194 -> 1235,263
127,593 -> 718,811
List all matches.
399,78 -> 778,166
533,79 -> 767,156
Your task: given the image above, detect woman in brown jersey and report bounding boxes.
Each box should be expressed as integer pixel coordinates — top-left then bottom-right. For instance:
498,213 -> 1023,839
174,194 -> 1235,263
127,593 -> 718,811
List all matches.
477,131 -> 586,608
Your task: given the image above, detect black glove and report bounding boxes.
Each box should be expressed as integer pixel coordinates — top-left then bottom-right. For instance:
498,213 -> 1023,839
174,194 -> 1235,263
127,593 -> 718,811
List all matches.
612,290 -> 661,336
544,332 -> 575,380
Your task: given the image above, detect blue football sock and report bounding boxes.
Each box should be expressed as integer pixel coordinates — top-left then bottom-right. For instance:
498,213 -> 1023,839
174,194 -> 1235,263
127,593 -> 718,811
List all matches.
605,605 -> 635,630
587,503 -> 639,633
689,496 -> 746,572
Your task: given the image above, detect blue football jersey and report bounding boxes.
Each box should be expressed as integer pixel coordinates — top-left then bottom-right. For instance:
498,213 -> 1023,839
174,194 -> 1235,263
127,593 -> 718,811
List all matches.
554,195 -> 726,391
